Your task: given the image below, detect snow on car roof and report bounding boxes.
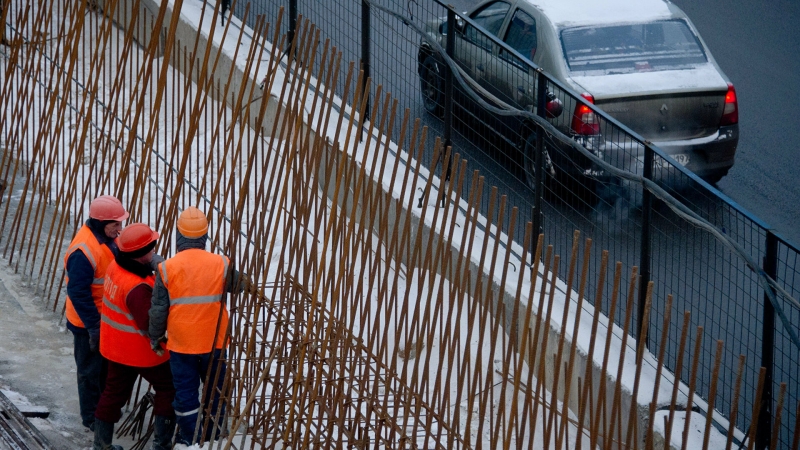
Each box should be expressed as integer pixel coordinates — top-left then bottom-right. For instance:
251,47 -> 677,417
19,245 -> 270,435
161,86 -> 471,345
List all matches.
525,0 -> 674,28
570,64 -> 727,98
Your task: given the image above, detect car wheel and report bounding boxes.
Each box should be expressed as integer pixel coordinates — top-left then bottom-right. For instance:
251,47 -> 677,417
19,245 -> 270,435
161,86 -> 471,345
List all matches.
420,56 -> 444,117
522,129 -> 551,194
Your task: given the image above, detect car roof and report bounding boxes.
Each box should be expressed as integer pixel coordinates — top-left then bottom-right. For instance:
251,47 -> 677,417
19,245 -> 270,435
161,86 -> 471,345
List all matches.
522,0 -> 677,29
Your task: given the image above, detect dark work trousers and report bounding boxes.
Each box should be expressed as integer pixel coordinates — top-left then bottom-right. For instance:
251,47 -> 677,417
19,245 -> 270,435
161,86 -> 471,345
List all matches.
72,330 -> 107,429
94,360 -> 176,423
169,349 -> 227,444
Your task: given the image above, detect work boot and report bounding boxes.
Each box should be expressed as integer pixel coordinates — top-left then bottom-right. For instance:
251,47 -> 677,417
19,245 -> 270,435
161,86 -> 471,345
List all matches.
92,419 -> 123,450
151,415 -> 176,450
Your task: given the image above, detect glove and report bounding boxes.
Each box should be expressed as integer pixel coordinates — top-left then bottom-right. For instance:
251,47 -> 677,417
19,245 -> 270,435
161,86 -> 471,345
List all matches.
150,335 -> 167,357
150,254 -> 165,271
88,331 -> 99,353
238,273 -> 251,294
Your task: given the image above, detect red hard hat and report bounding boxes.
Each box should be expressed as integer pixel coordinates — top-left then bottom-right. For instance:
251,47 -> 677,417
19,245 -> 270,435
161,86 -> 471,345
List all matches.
89,195 -> 129,221
117,223 -> 159,252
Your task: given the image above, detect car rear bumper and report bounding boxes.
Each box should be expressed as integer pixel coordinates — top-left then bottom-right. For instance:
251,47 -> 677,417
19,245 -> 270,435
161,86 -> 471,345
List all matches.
651,125 -> 738,179
563,125 -> 738,183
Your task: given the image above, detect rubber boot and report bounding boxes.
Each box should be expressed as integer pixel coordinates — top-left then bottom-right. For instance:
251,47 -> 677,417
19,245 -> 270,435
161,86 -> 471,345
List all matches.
151,415 -> 176,450
92,419 -> 123,450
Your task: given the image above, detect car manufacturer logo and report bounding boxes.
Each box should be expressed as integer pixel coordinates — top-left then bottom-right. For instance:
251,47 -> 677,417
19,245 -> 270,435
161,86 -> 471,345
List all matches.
660,104 -> 669,115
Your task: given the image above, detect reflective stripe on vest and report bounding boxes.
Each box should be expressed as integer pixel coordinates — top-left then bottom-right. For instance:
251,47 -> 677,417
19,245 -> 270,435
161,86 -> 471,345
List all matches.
64,225 -> 115,329
160,249 -> 230,354
100,261 -> 169,367
101,314 -> 145,336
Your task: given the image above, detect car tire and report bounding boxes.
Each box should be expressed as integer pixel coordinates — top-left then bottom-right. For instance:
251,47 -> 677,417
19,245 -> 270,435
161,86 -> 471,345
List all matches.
420,55 -> 444,117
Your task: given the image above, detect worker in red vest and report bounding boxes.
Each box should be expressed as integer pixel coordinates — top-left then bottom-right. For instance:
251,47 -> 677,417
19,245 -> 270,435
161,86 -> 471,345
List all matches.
149,207 -> 247,446
93,223 -> 176,450
64,195 -> 128,432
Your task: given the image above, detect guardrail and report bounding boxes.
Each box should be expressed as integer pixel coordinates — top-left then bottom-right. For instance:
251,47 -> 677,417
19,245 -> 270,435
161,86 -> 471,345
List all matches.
237,0 -> 800,447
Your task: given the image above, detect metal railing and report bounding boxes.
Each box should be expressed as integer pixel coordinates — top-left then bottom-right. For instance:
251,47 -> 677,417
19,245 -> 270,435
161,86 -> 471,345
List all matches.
234,0 -> 800,447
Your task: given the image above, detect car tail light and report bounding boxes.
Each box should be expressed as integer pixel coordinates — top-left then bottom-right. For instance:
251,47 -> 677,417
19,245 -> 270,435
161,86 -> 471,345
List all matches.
720,83 -> 738,126
571,93 -> 600,135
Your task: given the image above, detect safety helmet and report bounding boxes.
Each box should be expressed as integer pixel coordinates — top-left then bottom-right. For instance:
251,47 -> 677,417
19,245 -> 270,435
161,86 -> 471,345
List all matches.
117,223 -> 159,253
177,206 -> 208,238
89,195 -> 129,222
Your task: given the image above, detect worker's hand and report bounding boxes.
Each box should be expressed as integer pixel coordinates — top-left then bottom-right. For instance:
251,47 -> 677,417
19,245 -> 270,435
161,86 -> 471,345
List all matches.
150,254 -> 165,271
88,331 -> 99,353
150,336 -> 167,356
237,273 -> 252,294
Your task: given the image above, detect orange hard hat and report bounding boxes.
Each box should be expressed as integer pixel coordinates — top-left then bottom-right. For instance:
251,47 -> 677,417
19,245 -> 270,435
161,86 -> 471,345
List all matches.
177,206 -> 208,238
89,195 -> 129,222
117,223 -> 159,252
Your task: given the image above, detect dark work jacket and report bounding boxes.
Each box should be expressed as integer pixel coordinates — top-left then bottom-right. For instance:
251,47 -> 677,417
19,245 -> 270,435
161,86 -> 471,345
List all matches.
66,219 -> 119,338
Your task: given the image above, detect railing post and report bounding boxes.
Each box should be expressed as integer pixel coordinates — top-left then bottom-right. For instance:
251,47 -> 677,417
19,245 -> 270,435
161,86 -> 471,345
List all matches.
360,0 -> 371,142
756,231 -> 777,449
532,70 -> 547,237
638,143 -> 654,352
443,6 -> 455,157
288,0 -> 297,49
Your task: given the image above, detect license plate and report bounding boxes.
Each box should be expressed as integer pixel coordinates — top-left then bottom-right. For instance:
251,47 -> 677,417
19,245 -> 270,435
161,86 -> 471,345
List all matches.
671,153 -> 690,166
636,153 -> 690,169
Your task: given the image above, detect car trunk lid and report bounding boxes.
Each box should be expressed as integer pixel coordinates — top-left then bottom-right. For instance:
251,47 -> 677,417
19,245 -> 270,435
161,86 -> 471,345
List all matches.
570,65 -> 728,140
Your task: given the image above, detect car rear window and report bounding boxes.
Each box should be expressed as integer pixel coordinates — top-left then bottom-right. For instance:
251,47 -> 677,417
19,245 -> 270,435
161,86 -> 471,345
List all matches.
560,20 -> 707,74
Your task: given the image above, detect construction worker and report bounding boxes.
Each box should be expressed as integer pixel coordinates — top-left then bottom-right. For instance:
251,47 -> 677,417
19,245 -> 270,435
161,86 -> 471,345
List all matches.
149,206 -> 246,446
219,0 -> 231,24
64,195 -> 128,432
93,223 -> 176,450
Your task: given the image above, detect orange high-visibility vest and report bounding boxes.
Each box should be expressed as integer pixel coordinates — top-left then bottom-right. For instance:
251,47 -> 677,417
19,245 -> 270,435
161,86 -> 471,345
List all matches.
159,249 -> 230,354
100,262 -> 170,367
64,225 -> 115,329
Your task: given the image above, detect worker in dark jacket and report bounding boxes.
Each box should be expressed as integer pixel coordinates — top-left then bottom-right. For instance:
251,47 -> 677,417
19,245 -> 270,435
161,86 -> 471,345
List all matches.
64,195 -> 128,431
93,223 -> 175,450
149,207 -> 246,446
220,0 -> 231,24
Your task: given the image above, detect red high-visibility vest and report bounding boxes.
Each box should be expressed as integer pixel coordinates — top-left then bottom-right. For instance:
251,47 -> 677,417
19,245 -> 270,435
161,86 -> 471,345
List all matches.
100,262 -> 170,367
158,249 -> 230,354
64,225 -> 115,329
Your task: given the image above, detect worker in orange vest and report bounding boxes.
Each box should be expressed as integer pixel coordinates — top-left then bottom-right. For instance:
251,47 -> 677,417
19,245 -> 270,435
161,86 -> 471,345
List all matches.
64,195 -> 128,432
149,207 -> 247,446
93,223 -> 176,450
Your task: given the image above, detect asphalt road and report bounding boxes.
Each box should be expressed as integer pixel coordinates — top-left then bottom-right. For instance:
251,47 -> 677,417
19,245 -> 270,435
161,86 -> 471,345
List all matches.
671,0 -> 800,246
